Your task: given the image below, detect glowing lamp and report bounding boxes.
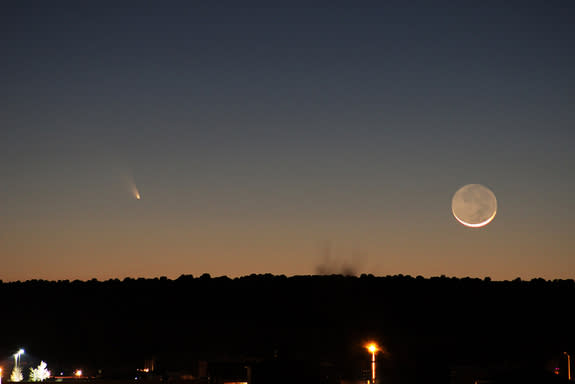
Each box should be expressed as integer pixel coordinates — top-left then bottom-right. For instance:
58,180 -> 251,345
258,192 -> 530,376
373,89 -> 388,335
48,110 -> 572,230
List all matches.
365,342 -> 380,383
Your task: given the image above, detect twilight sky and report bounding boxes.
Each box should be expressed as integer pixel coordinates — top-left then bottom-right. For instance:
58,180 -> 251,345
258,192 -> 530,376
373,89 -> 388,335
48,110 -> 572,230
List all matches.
1,1 -> 574,281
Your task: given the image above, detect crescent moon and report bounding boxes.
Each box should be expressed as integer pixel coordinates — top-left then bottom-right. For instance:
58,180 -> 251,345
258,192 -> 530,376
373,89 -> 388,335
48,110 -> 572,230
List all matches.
451,184 -> 497,228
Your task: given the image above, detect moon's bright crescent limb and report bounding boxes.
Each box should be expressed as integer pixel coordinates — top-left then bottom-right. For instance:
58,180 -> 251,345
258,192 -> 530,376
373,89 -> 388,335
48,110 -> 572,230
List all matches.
452,207 -> 497,228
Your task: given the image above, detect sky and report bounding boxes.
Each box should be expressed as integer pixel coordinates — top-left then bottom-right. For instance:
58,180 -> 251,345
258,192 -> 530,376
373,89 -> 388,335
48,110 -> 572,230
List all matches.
1,1 -> 574,281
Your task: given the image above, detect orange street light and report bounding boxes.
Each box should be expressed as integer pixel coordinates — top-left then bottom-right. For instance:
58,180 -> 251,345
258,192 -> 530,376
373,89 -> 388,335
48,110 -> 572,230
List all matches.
564,352 -> 572,381
366,343 -> 379,384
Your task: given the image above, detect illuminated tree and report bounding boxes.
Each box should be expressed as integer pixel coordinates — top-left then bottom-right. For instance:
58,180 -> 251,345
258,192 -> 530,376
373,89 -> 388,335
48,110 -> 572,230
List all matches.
29,361 -> 51,382
10,366 -> 23,382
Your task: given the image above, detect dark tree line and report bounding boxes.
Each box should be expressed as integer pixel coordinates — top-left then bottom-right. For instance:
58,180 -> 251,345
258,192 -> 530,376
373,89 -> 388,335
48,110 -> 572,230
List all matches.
0,274 -> 573,383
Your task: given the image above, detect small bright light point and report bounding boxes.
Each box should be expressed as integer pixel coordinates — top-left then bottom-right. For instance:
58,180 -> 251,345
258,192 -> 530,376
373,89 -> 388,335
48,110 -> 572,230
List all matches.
367,343 -> 378,353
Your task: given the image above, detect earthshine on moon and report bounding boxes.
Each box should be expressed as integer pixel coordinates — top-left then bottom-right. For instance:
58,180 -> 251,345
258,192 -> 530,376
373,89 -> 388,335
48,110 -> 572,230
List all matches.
451,184 -> 497,228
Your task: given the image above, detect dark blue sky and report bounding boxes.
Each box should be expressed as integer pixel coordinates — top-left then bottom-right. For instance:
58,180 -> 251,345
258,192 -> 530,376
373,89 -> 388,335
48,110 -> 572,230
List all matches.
1,2 -> 574,280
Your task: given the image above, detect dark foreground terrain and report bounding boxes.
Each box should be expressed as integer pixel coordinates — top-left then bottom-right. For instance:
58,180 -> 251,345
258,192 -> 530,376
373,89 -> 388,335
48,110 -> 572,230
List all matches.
1,274 -> 573,383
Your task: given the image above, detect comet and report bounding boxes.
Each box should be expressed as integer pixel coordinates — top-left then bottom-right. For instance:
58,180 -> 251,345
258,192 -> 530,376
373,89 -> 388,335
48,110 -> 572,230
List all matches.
126,173 -> 142,201
132,184 -> 141,200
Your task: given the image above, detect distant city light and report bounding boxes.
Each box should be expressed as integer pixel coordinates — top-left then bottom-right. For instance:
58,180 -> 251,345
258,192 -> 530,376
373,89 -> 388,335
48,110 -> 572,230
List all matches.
10,367 -> 23,382
564,352 -> 572,381
12,349 -> 25,382
29,361 -> 51,382
74,370 -> 82,377
365,342 -> 380,384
